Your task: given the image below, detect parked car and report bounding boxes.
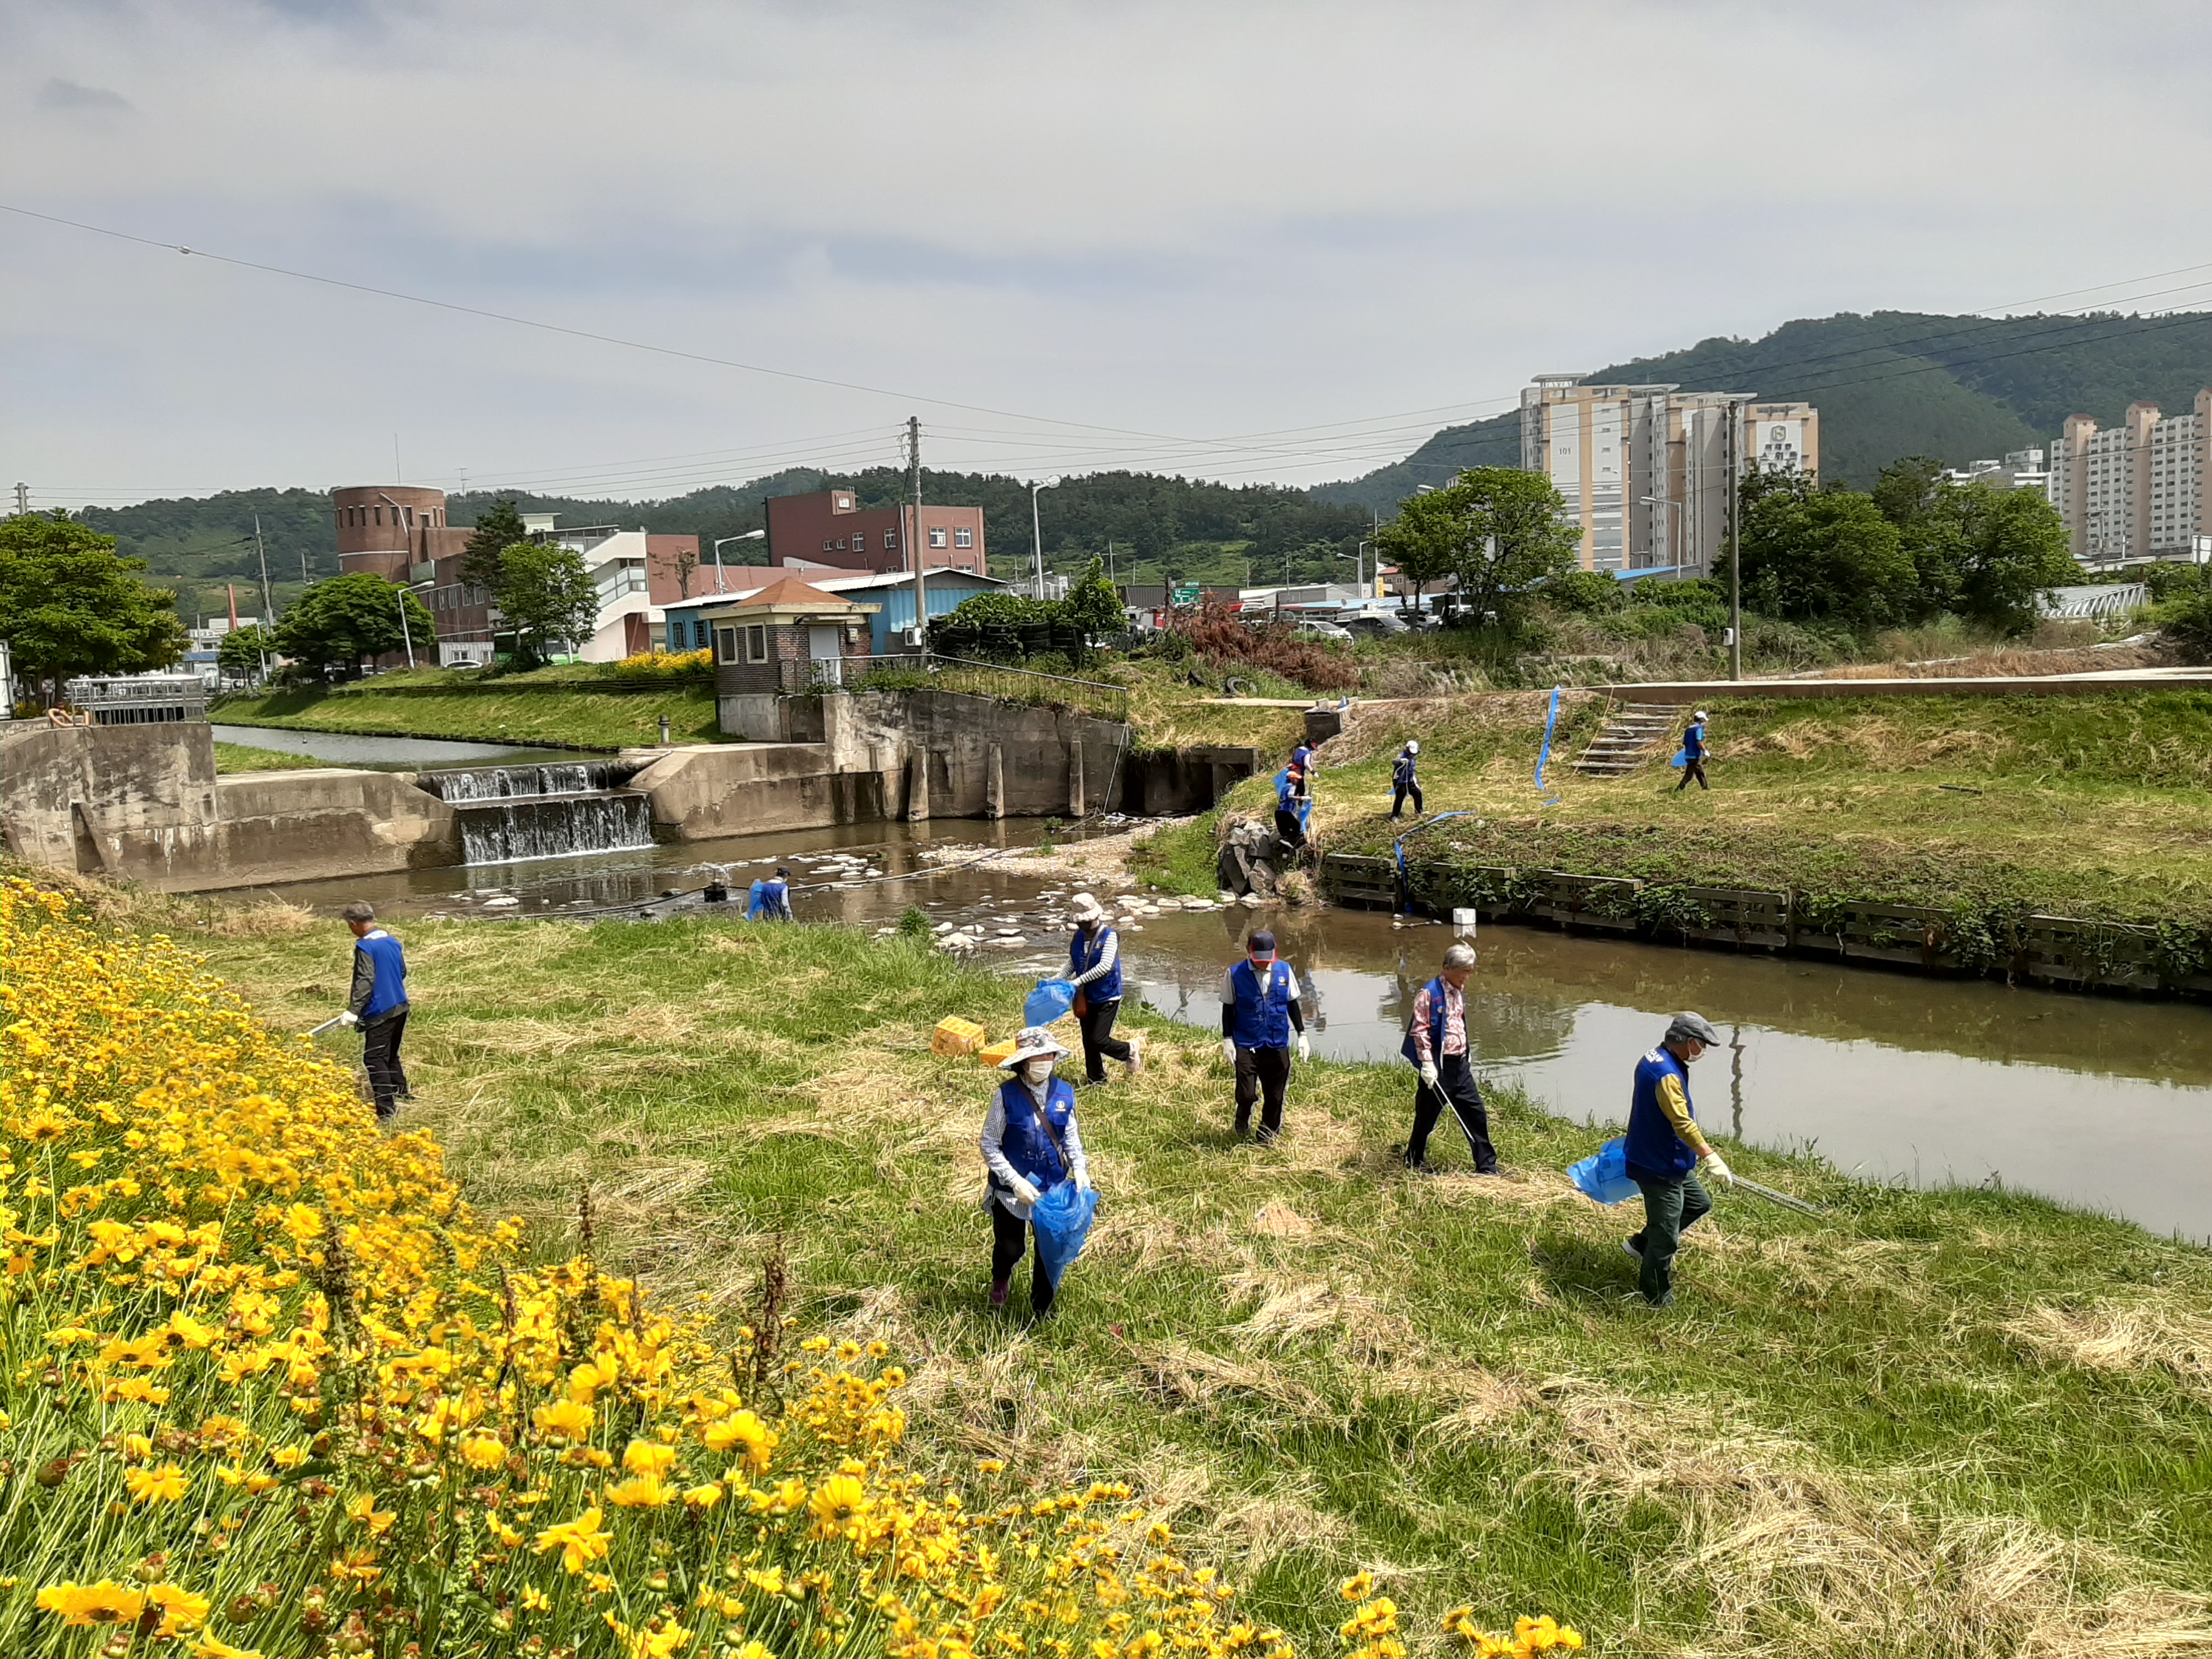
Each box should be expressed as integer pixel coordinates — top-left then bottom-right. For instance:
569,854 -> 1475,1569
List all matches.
1336,608 -> 1410,637
1292,620 -> 1355,644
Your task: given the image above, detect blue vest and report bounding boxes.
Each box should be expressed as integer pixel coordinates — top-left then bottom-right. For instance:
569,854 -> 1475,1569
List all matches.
356,932 -> 408,1020
992,1076 -> 1078,1195
1393,751 -> 1418,787
749,878 -> 789,920
1229,959 -> 1295,1050
1684,721 -> 1705,759
1624,1046 -> 1698,1180
1070,926 -> 1121,1003
1398,976 -> 1449,1065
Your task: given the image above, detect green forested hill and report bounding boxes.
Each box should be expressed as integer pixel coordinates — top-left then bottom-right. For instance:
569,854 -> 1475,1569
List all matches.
1314,309 -> 2212,510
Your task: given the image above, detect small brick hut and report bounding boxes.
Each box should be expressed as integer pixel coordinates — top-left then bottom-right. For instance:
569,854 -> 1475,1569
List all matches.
703,575 -> 882,693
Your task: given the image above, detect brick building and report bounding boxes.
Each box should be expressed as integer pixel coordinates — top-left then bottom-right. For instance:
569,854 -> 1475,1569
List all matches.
765,488 -> 986,575
702,576 -> 880,695
332,485 -> 495,666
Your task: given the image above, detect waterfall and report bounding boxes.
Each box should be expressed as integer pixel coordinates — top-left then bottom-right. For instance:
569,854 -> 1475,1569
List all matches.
420,763 -> 629,802
455,793 -> 656,864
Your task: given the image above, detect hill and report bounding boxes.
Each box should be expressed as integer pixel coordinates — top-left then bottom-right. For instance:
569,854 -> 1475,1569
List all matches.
1314,309 -> 2212,511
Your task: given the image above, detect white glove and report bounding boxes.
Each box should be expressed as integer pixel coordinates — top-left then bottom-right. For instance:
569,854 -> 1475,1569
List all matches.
1418,1062 -> 1439,1089
1074,1168 -> 1093,1195
1296,1034 -> 1311,1063
1220,1039 -> 1237,1066
338,1011 -> 359,1028
1007,1177 -> 1042,1206
1698,1153 -> 1735,1189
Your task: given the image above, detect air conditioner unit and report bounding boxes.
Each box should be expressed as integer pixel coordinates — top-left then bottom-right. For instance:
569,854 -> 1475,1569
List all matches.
900,627 -> 925,647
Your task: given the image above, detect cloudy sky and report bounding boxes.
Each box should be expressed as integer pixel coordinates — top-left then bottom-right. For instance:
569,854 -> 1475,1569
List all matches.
7,0 -> 2212,508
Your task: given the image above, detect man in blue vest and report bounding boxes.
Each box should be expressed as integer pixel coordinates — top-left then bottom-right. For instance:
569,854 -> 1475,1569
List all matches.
1401,943 -> 1497,1173
1218,929 -> 1307,1143
1675,709 -> 1710,792
1622,1011 -> 1734,1305
749,867 -> 795,921
1068,893 -> 1141,1084
1390,740 -> 1423,820
338,901 -> 410,1121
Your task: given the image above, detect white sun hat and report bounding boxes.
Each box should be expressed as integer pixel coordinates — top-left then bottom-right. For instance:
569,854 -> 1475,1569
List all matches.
1001,1025 -> 1073,1068
1071,892 -> 1106,922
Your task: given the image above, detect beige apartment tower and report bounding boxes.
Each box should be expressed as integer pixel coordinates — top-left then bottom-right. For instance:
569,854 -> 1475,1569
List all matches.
2050,391 -> 2212,567
1519,379 -> 1818,577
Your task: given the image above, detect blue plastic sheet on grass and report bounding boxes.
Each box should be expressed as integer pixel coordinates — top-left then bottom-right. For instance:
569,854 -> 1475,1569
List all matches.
1025,978 -> 1076,1027
1031,1180 -> 1099,1288
1567,1137 -> 1640,1206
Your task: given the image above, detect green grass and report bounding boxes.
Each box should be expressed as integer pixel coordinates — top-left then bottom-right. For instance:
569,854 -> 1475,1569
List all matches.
209,667 -> 720,750
211,739 -> 327,773
1309,690 -> 2212,928
1129,810 -> 1227,895
155,902 -> 2212,1656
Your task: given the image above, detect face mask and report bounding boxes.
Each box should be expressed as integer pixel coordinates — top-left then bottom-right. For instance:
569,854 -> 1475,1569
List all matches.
1022,1058 -> 1053,1085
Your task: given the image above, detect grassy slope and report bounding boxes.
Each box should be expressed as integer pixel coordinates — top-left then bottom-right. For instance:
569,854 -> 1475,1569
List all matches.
211,739 -> 327,772
209,667 -> 720,751
163,903 -> 2212,1657
1274,689 -> 2212,928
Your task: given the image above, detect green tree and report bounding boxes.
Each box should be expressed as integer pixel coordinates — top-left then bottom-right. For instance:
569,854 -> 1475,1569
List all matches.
1541,569 -> 1625,613
1734,467 -> 1917,631
274,573 -> 436,680
1060,557 -> 1125,640
495,543 -> 599,667
0,512 -> 186,702
462,496 -> 531,590
1872,460 -> 2075,635
217,623 -> 277,681
1373,467 -> 1579,624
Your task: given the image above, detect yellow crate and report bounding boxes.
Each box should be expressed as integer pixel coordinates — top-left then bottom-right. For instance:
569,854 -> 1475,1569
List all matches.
977,1039 -> 1020,1069
932,1015 -> 988,1057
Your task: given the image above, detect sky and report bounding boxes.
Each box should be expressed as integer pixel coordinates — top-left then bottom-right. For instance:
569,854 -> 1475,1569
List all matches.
7,0 -> 2212,509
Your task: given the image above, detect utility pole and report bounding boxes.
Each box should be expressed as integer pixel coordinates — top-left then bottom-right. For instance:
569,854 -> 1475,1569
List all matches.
12,482 -> 26,516
1725,398 -> 1743,682
907,416 -> 926,661
252,515 -> 275,680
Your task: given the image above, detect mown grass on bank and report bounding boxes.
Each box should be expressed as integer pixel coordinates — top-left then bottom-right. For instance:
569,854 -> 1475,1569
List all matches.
210,668 -> 720,750
1284,689 -> 2212,929
153,899 -> 2212,1657
211,738 -> 328,772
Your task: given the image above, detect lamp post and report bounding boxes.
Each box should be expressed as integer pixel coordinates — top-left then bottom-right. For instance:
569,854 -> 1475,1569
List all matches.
712,530 -> 765,595
1639,495 -> 1683,576
1338,538 -> 1369,597
397,578 -> 436,673
1029,479 -> 1059,600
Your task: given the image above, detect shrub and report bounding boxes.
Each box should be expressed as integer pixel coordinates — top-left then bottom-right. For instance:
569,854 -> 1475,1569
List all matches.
1166,597 -> 1357,692
611,648 -> 713,683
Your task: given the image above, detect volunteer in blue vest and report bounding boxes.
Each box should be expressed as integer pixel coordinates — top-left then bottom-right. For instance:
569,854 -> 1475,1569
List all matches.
337,901 -> 410,1121
1402,943 -> 1498,1173
1219,929 -> 1308,1143
1675,710 -> 1711,793
1390,741 -> 1423,821
1622,1012 -> 1734,1306
1068,894 -> 1143,1085
754,867 -> 795,921
979,1025 -> 1092,1316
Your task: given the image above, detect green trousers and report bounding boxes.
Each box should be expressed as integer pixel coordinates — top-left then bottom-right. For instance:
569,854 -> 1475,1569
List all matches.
1628,1170 -> 1712,1305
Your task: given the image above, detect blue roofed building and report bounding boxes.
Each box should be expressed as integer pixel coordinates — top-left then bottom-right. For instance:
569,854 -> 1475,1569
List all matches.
661,566 -> 1006,659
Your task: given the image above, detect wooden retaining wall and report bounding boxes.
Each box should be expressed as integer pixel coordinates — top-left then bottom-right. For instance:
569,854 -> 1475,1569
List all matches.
1320,851 -> 2208,1002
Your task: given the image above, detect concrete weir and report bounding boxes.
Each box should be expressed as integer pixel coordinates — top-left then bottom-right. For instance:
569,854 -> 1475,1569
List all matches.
3,691 -> 1262,891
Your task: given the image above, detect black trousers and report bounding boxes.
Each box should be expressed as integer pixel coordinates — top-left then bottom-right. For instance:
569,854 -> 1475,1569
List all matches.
1273,807 -> 1306,849
1408,1053 -> 1498,1172
1676,757 -> 1709,791
1077,996 -> 1131,1083
1390,781 -> 1424,818
361,1008 -> 410,1119
990,1199 -> 1056,1314
1233,1044 -> 1293,1139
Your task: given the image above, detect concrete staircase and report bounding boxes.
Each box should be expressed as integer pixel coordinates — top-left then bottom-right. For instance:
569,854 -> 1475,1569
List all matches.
1571,701 -> 1680,777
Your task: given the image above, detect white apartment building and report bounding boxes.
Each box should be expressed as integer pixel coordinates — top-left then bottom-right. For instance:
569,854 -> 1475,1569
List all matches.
1941,449 -> 2052,501
2050,392 -> 2212,567
523,514 -> 656,662
1519,379 -> 1818,577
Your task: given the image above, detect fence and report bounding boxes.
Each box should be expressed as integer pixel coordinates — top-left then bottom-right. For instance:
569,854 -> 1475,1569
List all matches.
820,653 -> 1128,721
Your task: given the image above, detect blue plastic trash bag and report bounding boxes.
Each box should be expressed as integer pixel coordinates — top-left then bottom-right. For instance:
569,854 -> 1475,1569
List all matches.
1030,1180 -> 1099,1289
1668,749 -> 1689,769
1025,978 -> 1076,1027
744,879 -> 768,919
1567,1137 -> 1640,1205
1273,767 -> 1293,804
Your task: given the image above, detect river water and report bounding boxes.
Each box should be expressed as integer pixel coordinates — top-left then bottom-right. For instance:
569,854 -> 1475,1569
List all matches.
230,819 -> 2212,1243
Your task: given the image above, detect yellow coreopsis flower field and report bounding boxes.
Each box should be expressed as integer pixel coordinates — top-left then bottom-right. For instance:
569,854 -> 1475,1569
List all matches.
0,878 -> 1575,1658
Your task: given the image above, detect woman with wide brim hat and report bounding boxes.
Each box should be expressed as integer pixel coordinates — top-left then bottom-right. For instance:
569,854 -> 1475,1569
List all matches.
979,1025 -> 1091,1317
1068,892 -> 1142,1086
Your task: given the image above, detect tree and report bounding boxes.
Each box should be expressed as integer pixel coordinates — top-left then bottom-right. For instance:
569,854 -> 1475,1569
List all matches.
217,623 -> 277,681
0,512 -> 186,702
1872,460 -> 2074,635
1373,468 -> 1579,624
1059,557 -> 1124,640
1540,569 -> 1625,613
1734,467 -> 1917,632
274,573 -> 436,680
462,496 -> 531,590
495,543 -> 599,667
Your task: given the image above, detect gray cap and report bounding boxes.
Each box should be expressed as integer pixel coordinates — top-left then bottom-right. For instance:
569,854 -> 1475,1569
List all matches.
1665,1011 -> 1722,1047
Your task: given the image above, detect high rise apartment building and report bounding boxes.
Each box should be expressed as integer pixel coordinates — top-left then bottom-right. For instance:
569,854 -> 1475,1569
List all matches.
1519,380 -> 1818,576
2050,393 -> 2212,567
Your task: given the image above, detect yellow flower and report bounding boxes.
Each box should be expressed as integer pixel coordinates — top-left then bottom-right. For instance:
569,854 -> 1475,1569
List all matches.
702,1408 -> 777,1471
534,1398 -> 595,1441
534,1506 -> 611,1575
521,1585 -> 551,1612
1340,1572 -> 1375,1603
193,1639 -> 266,1659
461,1434 -> 508,1470
348,1493 -> 397,1535
124,1462 -> 188,1504
744,1567 -> 785,1596
148,1583 -> 212,1637
606,1474 -> 674,1508
809,1472 -> 870,1539
35,1580 -> 147,1626
682,1482 -> 725,1510
623,1438 -> 677,1478
281,1203 -> 324,1246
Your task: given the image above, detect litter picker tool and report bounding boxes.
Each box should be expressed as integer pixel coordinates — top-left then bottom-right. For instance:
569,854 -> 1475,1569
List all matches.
303,1014 -> 352,1039
1729,1175 -> 1825,1217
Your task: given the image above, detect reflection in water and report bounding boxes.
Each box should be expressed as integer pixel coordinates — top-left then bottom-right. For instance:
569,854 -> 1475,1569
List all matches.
231,824 -> 2212,1242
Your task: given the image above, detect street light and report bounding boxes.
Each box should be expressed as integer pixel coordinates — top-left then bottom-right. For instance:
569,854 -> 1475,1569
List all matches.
1639,496 -> 1683,575
398,578 -> 436,672
1029,479 -> 1059,600
1338,538 -> 1370,596
712,530 -> 765,594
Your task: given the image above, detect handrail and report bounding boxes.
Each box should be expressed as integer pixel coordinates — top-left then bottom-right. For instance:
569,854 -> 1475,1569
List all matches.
923,654 -> 1126,695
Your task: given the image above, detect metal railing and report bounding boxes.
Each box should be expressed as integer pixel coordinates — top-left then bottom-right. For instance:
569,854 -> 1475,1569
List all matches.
759,651 -> 1129,720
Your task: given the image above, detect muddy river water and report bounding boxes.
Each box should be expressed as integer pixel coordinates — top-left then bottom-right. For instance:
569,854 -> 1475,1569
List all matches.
235,816 -> 2212,1244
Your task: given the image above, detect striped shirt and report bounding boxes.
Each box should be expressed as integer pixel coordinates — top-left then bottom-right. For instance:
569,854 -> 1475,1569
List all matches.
1410,978 -> 1468,1061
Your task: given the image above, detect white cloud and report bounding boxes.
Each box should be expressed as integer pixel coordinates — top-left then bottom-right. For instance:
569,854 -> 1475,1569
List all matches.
5,0 -> 2212,503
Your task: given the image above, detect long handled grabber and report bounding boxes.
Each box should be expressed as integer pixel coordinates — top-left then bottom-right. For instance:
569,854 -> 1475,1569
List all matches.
1729,1175 -> 1825,1217
303,1014 -> 353,1039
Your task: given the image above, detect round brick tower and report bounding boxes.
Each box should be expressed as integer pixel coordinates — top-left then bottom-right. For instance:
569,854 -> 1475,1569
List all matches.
333,485 -> 450,580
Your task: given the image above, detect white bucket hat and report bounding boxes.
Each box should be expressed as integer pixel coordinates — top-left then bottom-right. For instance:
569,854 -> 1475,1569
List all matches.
1071,892 -> 1106,922
1001,1025 -> 1072,1068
